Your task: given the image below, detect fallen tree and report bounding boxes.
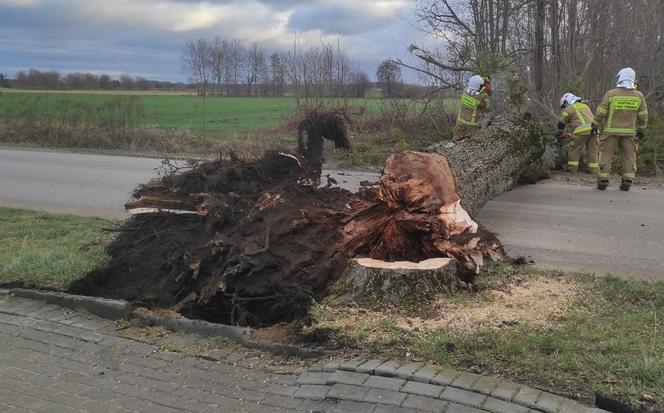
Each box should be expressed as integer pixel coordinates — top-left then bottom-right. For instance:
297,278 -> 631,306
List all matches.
70,109 -> 553,326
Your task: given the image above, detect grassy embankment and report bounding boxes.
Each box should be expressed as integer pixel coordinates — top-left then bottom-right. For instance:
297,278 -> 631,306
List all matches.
1,205 -> 661,409
0,208 -> 113,290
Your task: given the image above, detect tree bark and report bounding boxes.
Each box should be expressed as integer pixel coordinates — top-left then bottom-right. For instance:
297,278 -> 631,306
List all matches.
568,0 -> 577,74
430,110 -> 554,217
533,0 -> 546,94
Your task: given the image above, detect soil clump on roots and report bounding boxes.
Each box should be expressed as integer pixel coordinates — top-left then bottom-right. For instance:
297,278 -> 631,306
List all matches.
70,151 -> 353,326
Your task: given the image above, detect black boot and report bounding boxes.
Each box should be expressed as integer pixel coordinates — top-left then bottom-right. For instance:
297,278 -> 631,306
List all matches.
597,180 -> 609,191
620,179 -> 632,192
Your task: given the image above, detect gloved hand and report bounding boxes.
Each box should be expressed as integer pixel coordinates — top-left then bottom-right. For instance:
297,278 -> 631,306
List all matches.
636,130 -> 645,141
591,124 -> 599,135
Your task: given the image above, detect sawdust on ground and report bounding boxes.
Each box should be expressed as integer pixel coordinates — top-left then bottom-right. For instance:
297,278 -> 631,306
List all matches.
316,276 -> 582,335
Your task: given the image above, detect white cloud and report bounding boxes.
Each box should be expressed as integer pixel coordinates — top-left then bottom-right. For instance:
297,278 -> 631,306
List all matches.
67,0 -> 250,32
0,0 -> 423,81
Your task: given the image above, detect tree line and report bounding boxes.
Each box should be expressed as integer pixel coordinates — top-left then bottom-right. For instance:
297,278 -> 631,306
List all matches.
4,69 -> 186,91
403,0 -> 664,109
181,37 -> 376,99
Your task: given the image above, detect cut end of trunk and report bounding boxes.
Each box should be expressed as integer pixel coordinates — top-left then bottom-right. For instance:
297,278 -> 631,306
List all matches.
355,257 -> 455,271
344,150 -> 504,273
334,257 -> 463,307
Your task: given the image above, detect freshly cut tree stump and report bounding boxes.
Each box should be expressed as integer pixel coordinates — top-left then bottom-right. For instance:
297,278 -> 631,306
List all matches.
335,257 -> 462,306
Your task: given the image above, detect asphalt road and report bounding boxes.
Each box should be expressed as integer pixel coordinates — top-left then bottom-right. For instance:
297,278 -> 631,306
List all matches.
0,148 -> 377,218
1,148 -> 663,280
0,149 -> 165,218
478,181 -> 664,280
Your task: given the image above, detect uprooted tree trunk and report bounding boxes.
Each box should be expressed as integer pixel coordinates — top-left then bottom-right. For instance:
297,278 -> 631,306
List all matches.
431,110 -> 555,217
70,109 -> 553,327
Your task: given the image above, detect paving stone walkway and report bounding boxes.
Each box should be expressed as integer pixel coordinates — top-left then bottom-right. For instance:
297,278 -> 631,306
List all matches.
0,293 -> 606,413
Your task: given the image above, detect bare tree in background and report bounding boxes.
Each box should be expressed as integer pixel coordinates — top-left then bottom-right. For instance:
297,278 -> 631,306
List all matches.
180,33 -> 359,100
243,43 -> 267,96
400,0 -> 664,109
270,52 -> 285,97
119,74 -> 134,90
349,71 -> 371,98
377,60 -> 402,98
182,38 -> 212,96
211,37 -> 228,96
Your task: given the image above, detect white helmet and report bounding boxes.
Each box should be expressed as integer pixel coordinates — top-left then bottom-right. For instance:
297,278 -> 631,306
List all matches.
616,68 -> 636,88
560,92 -> 580,108
467,75 -> 484,91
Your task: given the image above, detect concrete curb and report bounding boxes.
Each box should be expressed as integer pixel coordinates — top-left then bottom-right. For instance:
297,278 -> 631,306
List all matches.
132,310 -> 326,358
131,310 -> 251,343
11,289 -> 132,320
9,289 -> 325,358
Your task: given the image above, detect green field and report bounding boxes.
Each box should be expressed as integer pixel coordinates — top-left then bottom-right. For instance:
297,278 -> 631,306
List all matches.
0,92 -> 295,135
0,91 -> 444,137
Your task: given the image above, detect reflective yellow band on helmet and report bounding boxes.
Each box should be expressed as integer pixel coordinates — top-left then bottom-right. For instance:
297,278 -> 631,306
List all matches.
596,107 -> 608,114
623,172 -> 636,178
598,172 -> 610,178
568,161 -> 579,166
588,163 -> 599,168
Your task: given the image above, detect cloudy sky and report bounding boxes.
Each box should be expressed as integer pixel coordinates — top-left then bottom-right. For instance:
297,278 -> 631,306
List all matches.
0,0 -> 426,82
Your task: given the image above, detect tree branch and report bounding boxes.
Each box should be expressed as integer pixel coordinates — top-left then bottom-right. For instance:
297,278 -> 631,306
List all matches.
407,45 -> 474,73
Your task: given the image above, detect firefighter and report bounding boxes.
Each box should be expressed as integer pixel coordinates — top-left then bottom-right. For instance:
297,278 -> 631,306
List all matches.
556,93 -> 598,173
452,75 -> 491,141
592,68 -> 648,191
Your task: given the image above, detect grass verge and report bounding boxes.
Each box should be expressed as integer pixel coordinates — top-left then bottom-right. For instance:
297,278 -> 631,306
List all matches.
305,264 -> 664,410
0,208 -> 114,290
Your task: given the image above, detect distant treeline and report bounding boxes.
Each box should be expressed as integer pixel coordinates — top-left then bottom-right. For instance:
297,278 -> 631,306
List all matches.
1,65 -> 428,98
182,37 -> 428,99
1,69 -> 187,91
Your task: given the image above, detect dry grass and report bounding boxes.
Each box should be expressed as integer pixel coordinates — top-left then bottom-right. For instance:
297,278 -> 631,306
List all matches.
308,275 -> 581,339
0,120 -> 208,154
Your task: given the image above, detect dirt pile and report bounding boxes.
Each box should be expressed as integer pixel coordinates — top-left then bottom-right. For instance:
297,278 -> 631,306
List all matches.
70,151 -> 354,326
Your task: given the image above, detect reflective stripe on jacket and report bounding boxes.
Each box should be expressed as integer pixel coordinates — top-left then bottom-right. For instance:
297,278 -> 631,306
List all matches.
593,88 -> 648,136
560,101 -> 594,136
456,91 -> 490,126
